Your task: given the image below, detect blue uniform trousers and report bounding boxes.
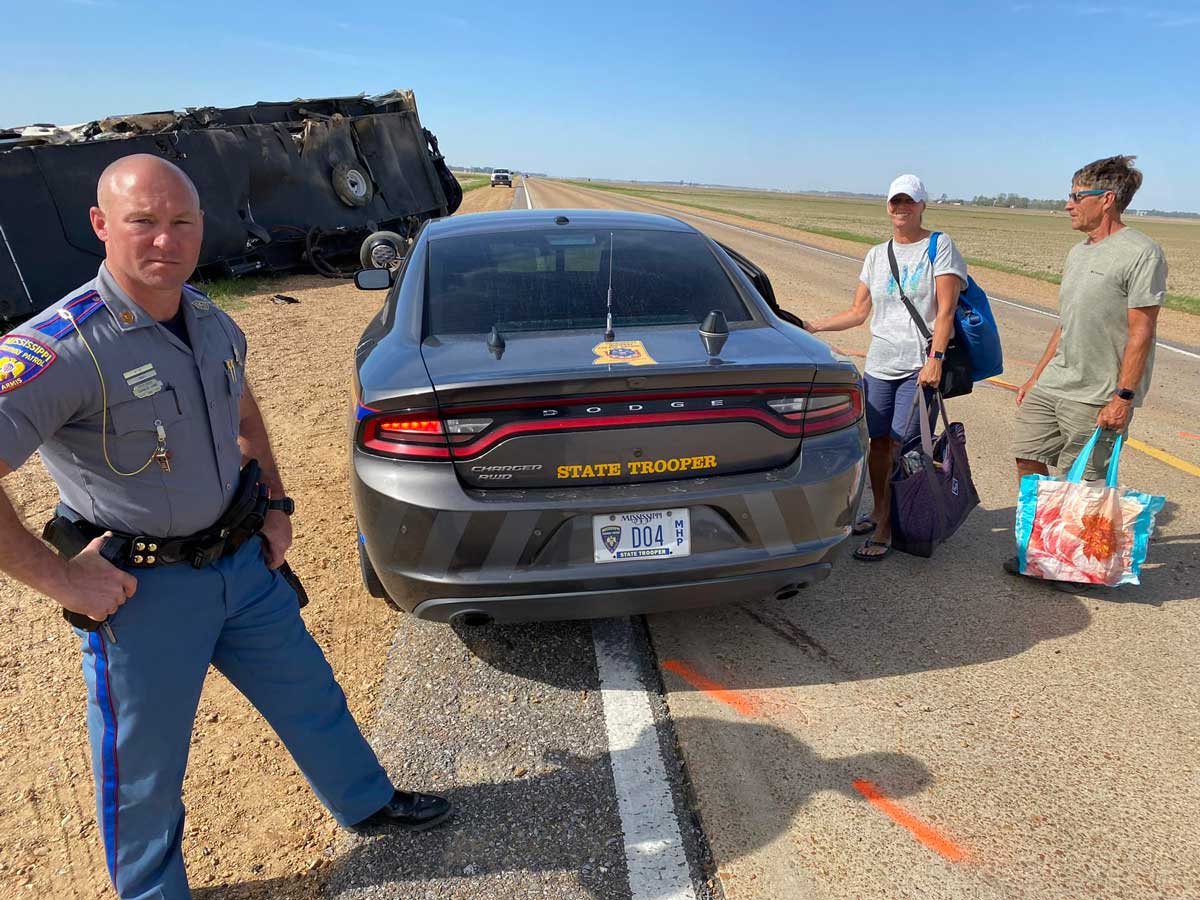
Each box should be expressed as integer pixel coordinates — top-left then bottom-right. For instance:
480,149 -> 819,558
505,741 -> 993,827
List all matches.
77,537 -> 393,900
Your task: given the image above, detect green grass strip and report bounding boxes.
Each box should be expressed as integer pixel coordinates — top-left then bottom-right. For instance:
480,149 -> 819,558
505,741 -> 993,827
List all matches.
457,175 -> 491,192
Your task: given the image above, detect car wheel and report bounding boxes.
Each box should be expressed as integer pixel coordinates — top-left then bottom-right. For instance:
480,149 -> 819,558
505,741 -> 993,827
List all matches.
332,161 -> 373,208
359,230 -> 408,270
358,541 -> 389,600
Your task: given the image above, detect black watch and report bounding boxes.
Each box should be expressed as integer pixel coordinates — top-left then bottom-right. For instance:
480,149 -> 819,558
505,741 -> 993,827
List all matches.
1114,388 -> 1135,402
268,496 -> 296,516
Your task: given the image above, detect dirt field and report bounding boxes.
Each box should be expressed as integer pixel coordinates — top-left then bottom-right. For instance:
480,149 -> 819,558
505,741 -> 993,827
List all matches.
0,182 -> 516,899
575,182 -> 1200,304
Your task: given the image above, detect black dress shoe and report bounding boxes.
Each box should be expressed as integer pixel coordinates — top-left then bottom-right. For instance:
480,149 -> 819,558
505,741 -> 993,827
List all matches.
350,789 -> 452,833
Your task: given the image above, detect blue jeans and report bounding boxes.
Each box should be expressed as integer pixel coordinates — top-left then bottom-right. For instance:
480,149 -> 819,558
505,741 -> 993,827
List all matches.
863,372 -> 938,444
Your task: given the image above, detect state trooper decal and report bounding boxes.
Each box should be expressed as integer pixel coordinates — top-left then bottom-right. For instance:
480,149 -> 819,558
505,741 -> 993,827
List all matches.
601,525 -> 622,555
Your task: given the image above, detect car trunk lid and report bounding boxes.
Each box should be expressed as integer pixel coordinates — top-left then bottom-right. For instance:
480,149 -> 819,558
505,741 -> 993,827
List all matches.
406,325 -> 857,489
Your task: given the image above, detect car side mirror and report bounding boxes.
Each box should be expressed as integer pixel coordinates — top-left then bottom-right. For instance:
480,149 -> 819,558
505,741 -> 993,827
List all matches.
355,268 -> 393,291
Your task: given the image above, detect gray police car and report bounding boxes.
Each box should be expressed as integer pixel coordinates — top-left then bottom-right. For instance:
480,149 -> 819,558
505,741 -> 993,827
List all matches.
350,209 -> 866,624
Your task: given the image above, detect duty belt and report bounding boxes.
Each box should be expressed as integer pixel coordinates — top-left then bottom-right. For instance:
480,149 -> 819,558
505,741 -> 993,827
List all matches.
45,518 -> 237,570
42,460 -> 309,638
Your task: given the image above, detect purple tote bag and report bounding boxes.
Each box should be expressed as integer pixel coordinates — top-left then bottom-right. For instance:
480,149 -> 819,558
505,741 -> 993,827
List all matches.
889,390 -> 979,558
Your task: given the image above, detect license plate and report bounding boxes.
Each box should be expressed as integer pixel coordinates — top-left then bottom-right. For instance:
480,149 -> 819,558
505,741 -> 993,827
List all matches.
593,508 -> 691,563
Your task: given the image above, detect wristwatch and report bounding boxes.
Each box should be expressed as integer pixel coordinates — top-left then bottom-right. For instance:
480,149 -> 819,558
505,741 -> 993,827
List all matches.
928,350 -> 945,361
1114,388 -> 1135,402
268,496 -> 296,516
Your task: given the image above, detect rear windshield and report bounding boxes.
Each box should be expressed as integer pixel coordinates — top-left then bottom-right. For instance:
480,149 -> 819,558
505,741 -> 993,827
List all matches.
425,227 -> 751,336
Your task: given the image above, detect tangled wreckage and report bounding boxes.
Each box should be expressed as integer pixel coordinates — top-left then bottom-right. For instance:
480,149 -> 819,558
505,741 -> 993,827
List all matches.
0,91 -> 462,326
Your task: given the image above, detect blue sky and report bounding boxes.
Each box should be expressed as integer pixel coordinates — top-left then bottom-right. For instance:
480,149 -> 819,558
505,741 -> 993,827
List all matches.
3,0 -> 1198,211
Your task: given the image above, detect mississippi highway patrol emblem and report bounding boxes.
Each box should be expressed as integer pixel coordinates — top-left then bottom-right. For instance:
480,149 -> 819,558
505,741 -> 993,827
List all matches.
601,525 -> 622,554
0,335 -> 56,394
592,340 -> 657,366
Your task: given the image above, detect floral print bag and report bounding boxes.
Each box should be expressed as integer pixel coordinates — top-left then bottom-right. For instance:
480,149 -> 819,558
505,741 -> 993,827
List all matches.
1016,428 -> 1165,586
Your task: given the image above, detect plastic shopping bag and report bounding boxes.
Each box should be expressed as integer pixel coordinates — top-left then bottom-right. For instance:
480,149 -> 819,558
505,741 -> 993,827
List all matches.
1015,428 -> 1165,586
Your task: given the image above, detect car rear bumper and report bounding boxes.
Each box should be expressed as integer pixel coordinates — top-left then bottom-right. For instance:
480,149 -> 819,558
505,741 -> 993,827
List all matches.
411,563 -> 832,623
351,424 -> 866,622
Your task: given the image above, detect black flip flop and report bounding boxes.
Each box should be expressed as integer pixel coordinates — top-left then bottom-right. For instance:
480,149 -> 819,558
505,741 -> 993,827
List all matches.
851,516 -> 877,536
853,539 -> 892,562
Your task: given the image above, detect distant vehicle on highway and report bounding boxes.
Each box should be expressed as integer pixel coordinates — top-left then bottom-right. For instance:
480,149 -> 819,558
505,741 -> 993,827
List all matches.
349,209 -> 866,624
490,169 -> 512,187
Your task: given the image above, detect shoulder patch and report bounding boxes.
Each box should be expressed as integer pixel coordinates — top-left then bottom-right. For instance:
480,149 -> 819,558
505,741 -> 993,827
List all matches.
32,290 -> 104,340
0,334 -> 57,394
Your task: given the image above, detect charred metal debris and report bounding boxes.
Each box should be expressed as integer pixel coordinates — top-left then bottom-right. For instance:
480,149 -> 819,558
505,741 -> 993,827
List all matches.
0,91 -> 462,325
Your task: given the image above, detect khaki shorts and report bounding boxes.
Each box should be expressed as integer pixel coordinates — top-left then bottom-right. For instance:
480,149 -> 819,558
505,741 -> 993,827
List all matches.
1012,386 -> 1129,481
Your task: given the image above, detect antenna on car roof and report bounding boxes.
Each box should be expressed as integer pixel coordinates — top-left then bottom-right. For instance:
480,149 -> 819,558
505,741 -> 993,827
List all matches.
604,231 -> 615,342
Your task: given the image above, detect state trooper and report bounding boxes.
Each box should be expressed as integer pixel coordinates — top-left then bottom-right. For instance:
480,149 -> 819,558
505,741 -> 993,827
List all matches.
0,155 -> 450,900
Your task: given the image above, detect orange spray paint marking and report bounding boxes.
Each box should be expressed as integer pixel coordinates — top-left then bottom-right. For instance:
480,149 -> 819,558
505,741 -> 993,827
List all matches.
985,377 -> 1020,392
660,659 -> 763,718
1180,432 -> 1200,441
852,779 -> 968,862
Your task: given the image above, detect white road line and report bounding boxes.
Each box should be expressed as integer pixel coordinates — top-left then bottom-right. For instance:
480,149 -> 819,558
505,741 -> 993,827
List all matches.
564,184 -> 1200,361
592,617 -> 698,900
524,177 -> 536,209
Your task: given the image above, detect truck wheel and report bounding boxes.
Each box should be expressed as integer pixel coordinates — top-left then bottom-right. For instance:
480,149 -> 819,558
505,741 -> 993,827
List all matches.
358,541 -> 389,600
359,231 -> 407,269
332,161 -> 373,207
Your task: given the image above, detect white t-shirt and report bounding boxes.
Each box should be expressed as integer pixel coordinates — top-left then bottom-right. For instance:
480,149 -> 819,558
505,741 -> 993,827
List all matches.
859,233 -> 967,379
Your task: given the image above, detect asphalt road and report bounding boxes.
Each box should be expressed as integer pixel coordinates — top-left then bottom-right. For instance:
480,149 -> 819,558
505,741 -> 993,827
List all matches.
525,178 -> 1200,900
323,179 -> 1198,900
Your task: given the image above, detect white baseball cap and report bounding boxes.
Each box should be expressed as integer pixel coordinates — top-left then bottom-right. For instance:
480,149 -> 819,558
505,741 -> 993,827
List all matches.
886,174 -> 927,204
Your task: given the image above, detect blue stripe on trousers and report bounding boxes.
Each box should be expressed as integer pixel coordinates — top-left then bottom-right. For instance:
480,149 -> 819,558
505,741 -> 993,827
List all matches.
89,630 -> 121,885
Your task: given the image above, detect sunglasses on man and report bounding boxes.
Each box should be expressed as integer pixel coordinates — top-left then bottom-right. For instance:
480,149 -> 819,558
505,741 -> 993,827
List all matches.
1068,188 -> 1112,203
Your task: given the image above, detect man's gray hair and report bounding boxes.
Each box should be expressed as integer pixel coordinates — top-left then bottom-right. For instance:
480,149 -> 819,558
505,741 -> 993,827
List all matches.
1073,155 -> 1143,213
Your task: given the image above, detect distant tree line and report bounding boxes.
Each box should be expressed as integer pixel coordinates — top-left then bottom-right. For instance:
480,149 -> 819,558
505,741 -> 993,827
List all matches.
969,193 -> 1198,218
970,193 -> 1064,210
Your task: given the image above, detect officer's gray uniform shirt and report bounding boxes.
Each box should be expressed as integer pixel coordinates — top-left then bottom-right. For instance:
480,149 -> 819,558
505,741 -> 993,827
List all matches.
0,264 -> 247,537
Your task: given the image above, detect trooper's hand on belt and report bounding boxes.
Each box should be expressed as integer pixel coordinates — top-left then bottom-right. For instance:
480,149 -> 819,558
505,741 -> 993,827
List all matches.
259,508 -> 293,570
56,532 -> 139,621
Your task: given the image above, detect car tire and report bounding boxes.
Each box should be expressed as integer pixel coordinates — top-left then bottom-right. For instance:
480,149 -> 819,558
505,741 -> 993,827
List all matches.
358,541 -> 389,600
332,161 -> 373,208
359,230 -> 408,270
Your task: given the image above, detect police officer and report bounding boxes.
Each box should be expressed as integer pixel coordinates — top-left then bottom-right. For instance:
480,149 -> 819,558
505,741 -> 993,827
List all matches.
0,154 -> 450,900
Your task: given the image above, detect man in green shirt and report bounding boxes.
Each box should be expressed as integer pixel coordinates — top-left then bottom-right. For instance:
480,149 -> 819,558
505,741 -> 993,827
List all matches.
1005,155 -> 1168,582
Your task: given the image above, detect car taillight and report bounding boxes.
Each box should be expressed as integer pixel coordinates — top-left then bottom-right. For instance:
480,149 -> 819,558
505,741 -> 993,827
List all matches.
361,414 -> 450,459
359,414 -> 496,459
767,387 -> 863,436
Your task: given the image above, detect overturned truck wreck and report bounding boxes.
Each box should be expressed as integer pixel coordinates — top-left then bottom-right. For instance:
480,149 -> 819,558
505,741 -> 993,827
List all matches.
0,90 -> 462,326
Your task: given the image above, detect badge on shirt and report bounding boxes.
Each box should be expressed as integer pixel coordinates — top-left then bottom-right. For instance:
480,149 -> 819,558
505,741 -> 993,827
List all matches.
124,363 -> 163,399
0,335 -> 57,394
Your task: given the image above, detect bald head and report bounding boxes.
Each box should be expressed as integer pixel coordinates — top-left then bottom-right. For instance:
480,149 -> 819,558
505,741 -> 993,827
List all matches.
90,153 -> 205,311
96,154 -> 200,213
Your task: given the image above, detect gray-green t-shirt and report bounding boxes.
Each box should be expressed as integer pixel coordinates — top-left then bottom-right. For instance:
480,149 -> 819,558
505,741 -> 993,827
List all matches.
1037,227 -> 1167,407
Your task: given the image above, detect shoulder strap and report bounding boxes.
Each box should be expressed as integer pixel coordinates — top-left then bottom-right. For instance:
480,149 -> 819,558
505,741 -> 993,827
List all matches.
886,240 -> 933,342
928,232 -> 940,266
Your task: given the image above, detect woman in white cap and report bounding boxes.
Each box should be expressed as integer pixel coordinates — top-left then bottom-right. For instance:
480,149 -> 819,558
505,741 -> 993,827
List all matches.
804,174 -> 966,561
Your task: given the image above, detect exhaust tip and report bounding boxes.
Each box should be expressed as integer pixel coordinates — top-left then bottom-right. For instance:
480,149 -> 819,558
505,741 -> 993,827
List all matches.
450,610 -> 494,628
774,586 -> 801,602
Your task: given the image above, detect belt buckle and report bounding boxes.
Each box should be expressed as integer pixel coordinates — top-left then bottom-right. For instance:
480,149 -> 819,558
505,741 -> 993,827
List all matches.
127,536 -> 161,568
190,538 -> 226,569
